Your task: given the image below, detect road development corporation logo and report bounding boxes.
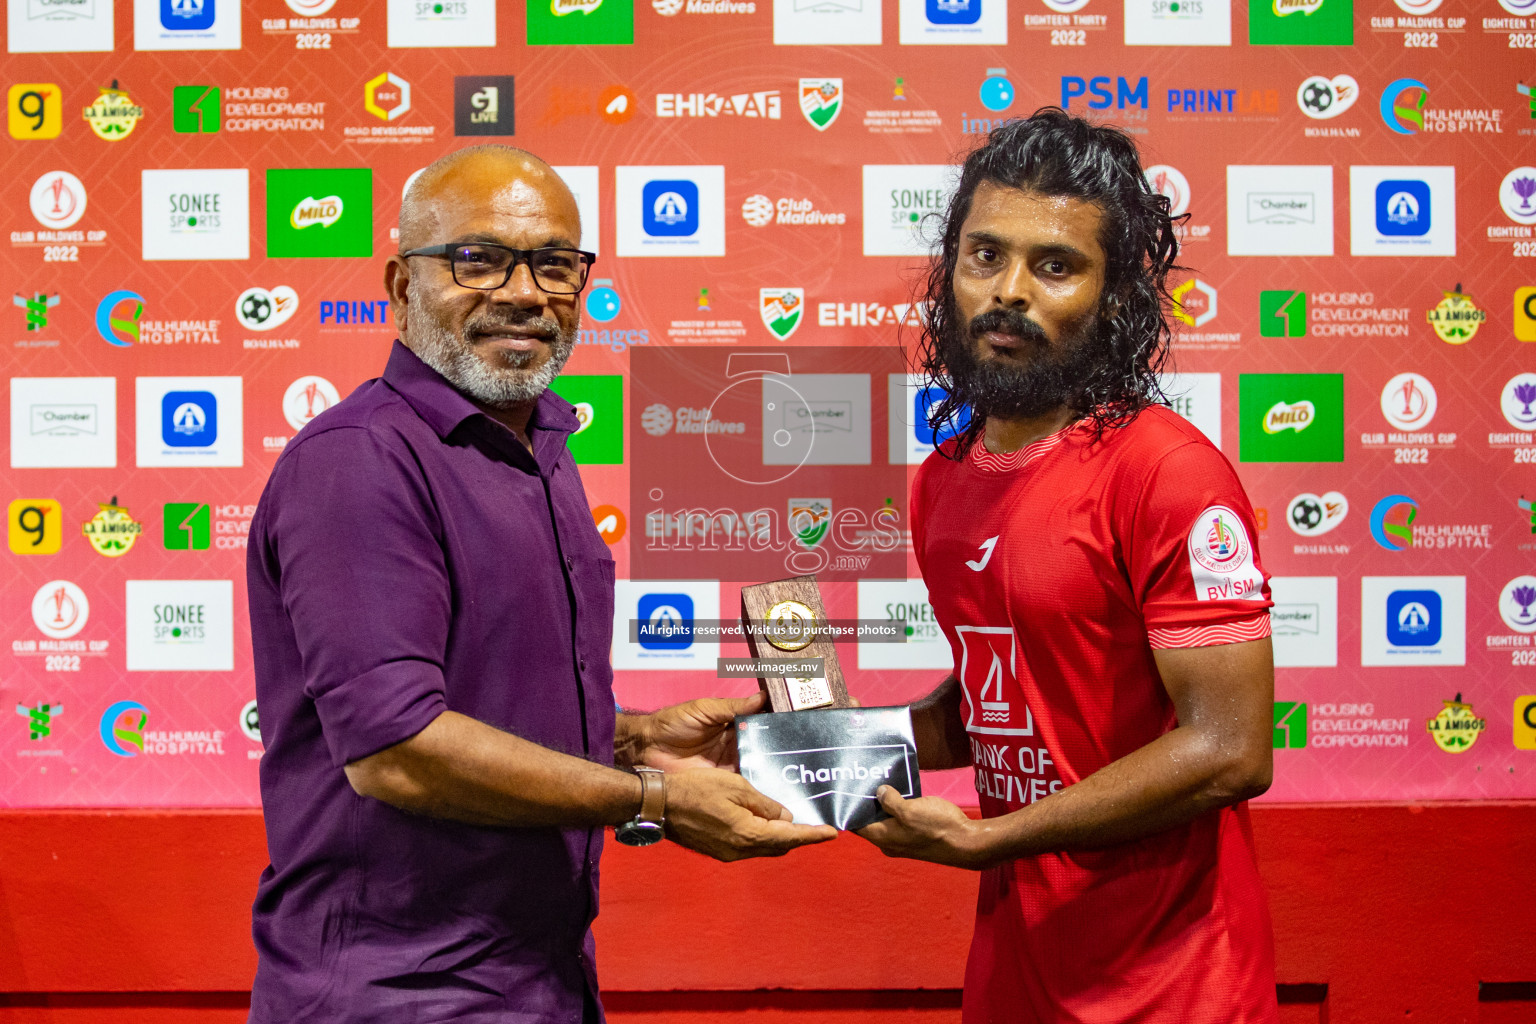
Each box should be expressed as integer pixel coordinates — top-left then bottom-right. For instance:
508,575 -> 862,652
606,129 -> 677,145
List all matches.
799,79 -> 842,129
236,286 -> 298,331
1287,491 -> 1347,537
759,288 -> 804,340
364,72 -> 410,121
1500,576 -> 1536,633
283,375 -> 340,431
31,580 -> 89,639
1298,75 -> 1358,120
1426,693 -> 1485,753
30,171 -> 87,230
1379,373 -> 1436,432
1171,278 -> 1217,328
81,497 -> 143,556
1425,285 -> 1484,344
99,700 -> 147,756
1369,495 -> 1417,551
1186,505 -> 1264,602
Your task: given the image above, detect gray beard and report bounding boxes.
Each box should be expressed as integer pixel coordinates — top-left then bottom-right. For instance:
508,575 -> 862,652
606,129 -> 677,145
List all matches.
405,280 -> 576,408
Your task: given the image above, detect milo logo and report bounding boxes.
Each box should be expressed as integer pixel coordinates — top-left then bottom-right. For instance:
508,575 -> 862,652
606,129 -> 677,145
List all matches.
1264,399 -> 1314,434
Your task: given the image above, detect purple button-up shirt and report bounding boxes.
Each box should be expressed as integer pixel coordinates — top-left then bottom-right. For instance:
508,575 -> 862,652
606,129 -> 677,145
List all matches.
247,341 -> 617,1024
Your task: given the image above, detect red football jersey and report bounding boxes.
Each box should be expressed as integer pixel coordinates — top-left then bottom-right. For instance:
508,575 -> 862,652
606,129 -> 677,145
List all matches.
911,405 -> 1278,1024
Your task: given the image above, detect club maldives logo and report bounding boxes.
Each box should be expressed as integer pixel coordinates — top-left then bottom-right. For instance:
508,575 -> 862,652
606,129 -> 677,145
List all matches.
81,496 -> 143,556
81,80 -> 143,140
1425,284 -> 1485,344
799,79 -> 842,130
1370,494 -> 1418,551
760,288 -> 804,340
95,289 -> 144,346
1263,399 -> 1314,433
99,700 -> 147,756
1426,693 -> 1485,753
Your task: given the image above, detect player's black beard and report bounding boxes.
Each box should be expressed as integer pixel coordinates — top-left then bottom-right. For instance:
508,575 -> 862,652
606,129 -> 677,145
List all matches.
941,305 -> 1107,421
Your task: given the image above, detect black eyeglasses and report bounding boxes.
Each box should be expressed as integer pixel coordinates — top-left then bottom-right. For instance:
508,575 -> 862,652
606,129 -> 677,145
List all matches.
402,243 -> 597,294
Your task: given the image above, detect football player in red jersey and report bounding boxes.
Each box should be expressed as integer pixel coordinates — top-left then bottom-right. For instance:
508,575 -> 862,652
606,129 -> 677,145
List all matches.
858,109 -> 1280,1023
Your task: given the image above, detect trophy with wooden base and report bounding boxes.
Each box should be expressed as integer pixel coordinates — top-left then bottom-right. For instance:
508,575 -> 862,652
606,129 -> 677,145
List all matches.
735,575 -> 920,831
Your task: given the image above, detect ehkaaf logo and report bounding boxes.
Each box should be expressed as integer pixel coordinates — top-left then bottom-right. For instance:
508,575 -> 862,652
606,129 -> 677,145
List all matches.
656,91 -> 780,118
1060,75 -> 1148,110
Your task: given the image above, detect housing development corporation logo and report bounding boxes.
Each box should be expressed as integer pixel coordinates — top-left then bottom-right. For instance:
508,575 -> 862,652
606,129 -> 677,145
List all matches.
1272,701 -> 1307,748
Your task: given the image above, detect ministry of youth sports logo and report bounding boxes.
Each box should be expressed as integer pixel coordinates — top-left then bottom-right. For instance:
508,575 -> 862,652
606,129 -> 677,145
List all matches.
1186,505 -> 1264,602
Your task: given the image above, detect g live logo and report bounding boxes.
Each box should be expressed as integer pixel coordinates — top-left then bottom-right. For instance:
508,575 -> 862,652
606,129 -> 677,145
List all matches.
1273,701 -> 1307,748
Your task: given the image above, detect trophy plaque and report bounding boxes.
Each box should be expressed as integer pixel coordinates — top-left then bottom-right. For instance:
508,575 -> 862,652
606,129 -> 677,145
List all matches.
740,575 -> 854,713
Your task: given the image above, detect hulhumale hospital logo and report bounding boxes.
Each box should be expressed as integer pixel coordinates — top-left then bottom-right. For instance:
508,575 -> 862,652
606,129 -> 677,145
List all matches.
95,289 -> 144,346
1370,494 -> 1418,551
99,700 -> 147,756
1379,78 -> 1428,135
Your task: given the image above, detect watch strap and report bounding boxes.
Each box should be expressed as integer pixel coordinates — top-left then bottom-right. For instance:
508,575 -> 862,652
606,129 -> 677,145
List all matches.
634,767 -> 666,826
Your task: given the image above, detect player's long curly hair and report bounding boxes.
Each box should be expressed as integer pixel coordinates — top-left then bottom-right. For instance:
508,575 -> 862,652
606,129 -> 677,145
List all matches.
915,108 -> 1184,456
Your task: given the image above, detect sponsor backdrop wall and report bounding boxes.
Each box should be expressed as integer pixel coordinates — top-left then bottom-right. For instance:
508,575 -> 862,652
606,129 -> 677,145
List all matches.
6,0 -> 1536,808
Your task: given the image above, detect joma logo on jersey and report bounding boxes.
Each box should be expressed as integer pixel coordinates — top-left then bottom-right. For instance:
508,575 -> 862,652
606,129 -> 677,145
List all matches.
956,626 -> 1035,736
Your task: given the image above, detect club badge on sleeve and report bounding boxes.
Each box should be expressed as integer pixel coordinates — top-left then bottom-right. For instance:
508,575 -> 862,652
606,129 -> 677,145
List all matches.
1186,505 -> 1265,602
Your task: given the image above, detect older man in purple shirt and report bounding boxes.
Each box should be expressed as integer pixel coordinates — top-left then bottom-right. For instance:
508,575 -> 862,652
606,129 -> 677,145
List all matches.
246,145 -> 835,1024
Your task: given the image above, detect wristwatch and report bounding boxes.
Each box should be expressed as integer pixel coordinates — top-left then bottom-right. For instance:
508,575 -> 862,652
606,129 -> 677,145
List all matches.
614,767 -> 666,847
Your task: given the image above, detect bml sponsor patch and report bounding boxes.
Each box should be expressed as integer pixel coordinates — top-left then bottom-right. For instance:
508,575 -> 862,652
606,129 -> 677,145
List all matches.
1187,504 -> 1265,601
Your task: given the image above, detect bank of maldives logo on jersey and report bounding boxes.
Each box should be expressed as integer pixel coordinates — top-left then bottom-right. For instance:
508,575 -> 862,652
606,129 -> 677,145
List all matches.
1188,505 -> 1264,601
955,626 -> 1034,736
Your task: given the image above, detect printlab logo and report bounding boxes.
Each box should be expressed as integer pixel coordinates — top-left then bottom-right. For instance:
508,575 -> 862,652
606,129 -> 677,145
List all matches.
455,76 -> 514,135
1379,373 -> 1436,432
30,171 -> 87,229
1272,701 -> 1307,748
15,291 -> 60,331
1297,74 -> 1357,119
100,700 -> 148,757
9,83 -> 63,139
760,288 -> 804,340
1369,495 -> 1417,551
1500,575 -> 1536,633
1286,491 -> 1347,537
799,79 -> 842,130
236,286 -> 298,331
1380,78 -> 1428,135
1259,289 -> 1307,337
637,593 -> 694,650
9,498 -> 64,554
95,290 -> 144,347
1500,374 -> 1536,431
17,702 -> 63,740
172,85 -> 220,132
